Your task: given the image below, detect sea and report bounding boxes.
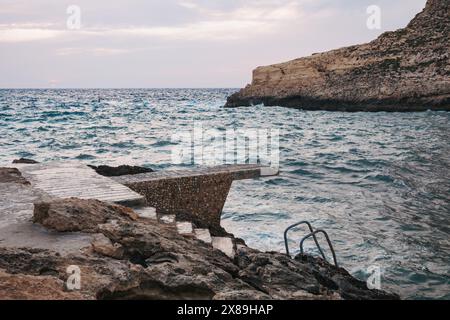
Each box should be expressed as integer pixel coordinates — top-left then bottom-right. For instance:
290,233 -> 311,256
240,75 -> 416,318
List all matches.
0,88 -> 449,299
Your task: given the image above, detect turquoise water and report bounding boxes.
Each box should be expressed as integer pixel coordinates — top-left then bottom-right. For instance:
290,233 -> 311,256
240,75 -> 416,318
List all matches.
0,88 -> 449,299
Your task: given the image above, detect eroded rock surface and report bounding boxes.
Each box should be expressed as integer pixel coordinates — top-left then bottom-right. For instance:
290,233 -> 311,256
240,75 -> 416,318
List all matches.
0,168 -> 30,185
33,198 -> 139,233
226,0 -> 449,111
0,269 -> 84,300
0,196 -> 399,300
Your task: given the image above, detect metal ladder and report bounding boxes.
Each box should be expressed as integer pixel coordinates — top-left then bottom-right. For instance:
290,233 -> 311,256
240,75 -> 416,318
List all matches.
284,221 -> 339,267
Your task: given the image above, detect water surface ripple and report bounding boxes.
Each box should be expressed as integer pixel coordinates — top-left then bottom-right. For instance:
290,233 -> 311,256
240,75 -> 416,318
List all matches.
0,89 -> 449,299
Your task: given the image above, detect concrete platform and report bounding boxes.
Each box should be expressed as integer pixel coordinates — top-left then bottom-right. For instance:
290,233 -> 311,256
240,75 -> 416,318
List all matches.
111,164 -> 279,235
112,164 -> 278,185
11,162 -> 146,206
0,177 -> 93,255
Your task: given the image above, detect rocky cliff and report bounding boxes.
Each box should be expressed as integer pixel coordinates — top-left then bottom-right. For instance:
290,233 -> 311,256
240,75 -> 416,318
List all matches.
226,0 -> 449,111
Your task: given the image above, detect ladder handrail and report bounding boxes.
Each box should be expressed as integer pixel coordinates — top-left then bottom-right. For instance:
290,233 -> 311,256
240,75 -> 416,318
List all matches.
284,221 -> 326,260
300,230 -> 339,267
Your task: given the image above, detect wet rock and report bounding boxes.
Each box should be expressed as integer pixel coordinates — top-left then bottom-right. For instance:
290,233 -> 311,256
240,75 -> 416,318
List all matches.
88,165 -> 154,177
225,0 -> 450,111
12,158 -> 39,164
294,254 -> 400,300
0,168 -> 30,185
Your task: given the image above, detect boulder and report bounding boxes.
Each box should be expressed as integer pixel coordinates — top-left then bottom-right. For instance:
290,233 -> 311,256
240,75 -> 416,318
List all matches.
33,198 -> 138,233
91,234 -> 125,260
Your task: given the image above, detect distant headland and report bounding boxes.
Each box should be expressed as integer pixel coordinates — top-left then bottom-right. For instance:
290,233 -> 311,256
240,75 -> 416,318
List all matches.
225,0 -> 450,112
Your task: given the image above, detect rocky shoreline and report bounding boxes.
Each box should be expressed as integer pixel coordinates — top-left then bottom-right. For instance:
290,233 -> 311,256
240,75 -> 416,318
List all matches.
225,0 -> 449,112
0,165 -> 399,300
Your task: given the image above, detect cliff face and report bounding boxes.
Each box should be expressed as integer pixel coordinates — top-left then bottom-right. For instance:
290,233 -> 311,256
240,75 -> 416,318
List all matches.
226,0 -> 450,111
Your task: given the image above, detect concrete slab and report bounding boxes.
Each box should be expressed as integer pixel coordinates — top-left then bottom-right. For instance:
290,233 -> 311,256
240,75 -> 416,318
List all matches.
12,162 -> 145,206
0,223 -> 94,255
0,178 -> 93,255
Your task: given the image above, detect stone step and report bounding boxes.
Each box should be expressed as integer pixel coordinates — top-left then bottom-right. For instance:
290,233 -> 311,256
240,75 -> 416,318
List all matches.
159,214 -> 176,224
133,207 -> 157,220
194,229 -> 212,244
260,166 -> 280,176
212,237 -> 235,259
176,221 -> 193,235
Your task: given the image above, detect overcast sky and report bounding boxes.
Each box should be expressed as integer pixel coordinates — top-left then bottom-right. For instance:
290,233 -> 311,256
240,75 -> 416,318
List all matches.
0,0 -> 427,88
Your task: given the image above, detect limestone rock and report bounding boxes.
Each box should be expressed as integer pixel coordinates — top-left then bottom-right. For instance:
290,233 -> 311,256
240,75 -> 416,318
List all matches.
0,269 -> 84,300
226,0 -> 449,111
91,234 -> 125,259
293,254 -> 400,300
33,198 -> 138,233
0,195 -> 399,300
235,246 -> 398,300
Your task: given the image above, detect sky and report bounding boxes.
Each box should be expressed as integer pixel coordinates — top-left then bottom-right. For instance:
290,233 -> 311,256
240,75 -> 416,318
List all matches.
0,0 -> 427,88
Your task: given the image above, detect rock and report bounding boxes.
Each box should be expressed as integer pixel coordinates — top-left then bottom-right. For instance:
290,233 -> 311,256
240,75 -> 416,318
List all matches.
0,269 -> 84,300
236,247 -> 400,300
225,0 -> 449,111
88,165 -> 154,177
1,195 -> 399,300
0,168 -> 30,185
213,290 -> 271,300
91,234 -> 125,260
294,254 -> 400,300
12,158 -> 39,164
33,198 -> 139,233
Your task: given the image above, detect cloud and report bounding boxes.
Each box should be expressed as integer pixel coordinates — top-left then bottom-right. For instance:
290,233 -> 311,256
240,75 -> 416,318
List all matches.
107,1 -> 304,40
0,0 -> 304,43
55,47 -> 132,56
